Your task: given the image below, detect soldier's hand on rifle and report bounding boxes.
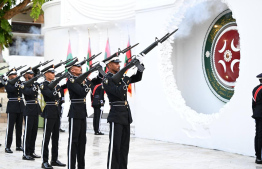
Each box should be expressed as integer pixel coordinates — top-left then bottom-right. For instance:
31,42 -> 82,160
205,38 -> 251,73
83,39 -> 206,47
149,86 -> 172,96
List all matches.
136,54 -> 144,64
99,62 -> 106,69
125,66 -> 138,77
88,70 -> 99,80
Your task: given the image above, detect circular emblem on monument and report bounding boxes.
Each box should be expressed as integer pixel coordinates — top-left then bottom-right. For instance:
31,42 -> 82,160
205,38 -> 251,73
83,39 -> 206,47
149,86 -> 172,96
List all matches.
202,10 -> 240,102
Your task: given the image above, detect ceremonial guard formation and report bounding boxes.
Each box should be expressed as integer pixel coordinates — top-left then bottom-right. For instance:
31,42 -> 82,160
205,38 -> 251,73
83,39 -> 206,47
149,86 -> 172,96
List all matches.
0,29 -> 175,169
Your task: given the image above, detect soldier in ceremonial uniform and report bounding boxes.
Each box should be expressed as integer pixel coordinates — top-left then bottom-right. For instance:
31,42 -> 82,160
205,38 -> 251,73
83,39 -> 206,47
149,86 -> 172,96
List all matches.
252,73 -> 262,164
66,62 -> 98,169
91,74 -> 105,135
4,68 -> 24,153
40,67 -> 66,169
21,69 -> 42,160
103,55 -> 143,169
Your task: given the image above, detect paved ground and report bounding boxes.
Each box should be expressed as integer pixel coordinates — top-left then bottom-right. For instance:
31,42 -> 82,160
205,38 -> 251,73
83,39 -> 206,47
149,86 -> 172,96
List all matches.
0,123 -> 260,169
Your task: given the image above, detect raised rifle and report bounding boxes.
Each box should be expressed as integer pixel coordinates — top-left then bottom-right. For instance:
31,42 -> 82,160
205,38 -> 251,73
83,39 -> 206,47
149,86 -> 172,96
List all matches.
55,70 -> 65,78
0,65 -> 9,71
23,64 -> 54,87
23,73 -> 43,87
74,53 -> 103,84
16,65 -> 27,71
32,59 -> 54,73
48,72 -> 69,90
111,29 -> 178,84
74,44 -> 140,84
20,67 -> 32,76
103,43 -> 139,63
54,58 -> 76,69
77,52 -> 102,67
8,66 -> 29,85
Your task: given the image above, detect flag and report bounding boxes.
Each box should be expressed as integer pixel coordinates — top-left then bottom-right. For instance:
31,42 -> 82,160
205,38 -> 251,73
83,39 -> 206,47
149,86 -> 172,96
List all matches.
124,36 -> 133,97
104,38 -> 111,72
66,40 -> 73,61
87,38 -> 92,71
64,40 -> 73,94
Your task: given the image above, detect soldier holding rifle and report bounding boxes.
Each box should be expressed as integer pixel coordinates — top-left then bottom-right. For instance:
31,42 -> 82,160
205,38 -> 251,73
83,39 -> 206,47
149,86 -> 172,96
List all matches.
39,63 -> 68,169
4,66 -> 26,153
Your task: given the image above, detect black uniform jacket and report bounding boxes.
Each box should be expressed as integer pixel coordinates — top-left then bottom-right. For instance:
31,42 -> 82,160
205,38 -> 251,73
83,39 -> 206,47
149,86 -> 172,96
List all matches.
103,71 -> 143,125
5,81 -> 25,113
91,84 -> 105,108
67,75 -> 93,119
252,84 -> 262,119
91,74 -> 104,108
22,82 -> 42,116
40,81 -> 61,119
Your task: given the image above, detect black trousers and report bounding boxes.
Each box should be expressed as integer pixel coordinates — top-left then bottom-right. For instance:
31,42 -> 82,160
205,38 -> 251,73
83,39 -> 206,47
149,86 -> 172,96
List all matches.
5,113 -> 23,149
107,122 -> 130,169
68,118 -> 86,169
93,107 -> 103,133
255,119 -> 262,159
42,118 -> 60,162
23,115 -> 38,156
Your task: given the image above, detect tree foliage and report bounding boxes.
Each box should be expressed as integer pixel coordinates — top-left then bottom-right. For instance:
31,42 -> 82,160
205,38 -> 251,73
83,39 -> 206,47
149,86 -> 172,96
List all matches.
0,0 -> 50,50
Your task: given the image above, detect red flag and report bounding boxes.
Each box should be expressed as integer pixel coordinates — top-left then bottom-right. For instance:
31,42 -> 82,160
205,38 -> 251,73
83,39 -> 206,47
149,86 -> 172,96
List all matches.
64,40 -> 73,94
104,38 -> 111,73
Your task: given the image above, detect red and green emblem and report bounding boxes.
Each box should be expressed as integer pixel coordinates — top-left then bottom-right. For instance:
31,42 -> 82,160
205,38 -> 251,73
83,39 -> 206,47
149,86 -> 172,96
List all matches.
202,10 -> 240,102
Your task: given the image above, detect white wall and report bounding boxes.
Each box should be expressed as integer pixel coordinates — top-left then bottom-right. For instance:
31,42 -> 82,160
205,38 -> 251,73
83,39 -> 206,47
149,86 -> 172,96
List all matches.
135,0 -> 262,156
43,0 -> 262,156
172,2 -> 228,114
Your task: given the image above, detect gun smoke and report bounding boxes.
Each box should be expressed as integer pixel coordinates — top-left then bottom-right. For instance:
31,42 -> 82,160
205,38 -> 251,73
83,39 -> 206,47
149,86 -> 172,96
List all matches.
171,0 -> 228,39
9,26 -> 44,56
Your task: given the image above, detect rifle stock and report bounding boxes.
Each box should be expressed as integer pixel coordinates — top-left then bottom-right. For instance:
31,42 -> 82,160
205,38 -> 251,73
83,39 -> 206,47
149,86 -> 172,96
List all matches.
23,74 -> 42,87
9,75 -> 21,85
111,59 -> 144,84
48,72 -> 69,89
75,64 -> 105,84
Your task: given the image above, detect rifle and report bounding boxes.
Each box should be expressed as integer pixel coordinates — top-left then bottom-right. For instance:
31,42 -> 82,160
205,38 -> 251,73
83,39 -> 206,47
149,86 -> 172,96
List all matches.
23,63 -> 54,87
48,72 -> 69,89
8,67 -> 30,85
20,67 -> 31,76
55,70 -> 65,78
54,58 -> 76,69
77,52 -> 102,67
74,53 -> 104,84
103,43 -> 139,63
0,65 -> 9,71
16,65 -> 27,71
23,74 -> 43,87
32,59 -> 54,73
111,29 -> 178,84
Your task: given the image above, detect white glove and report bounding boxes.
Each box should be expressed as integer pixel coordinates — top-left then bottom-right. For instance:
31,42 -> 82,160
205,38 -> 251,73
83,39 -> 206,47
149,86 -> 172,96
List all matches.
136,55 -> 144,64
20,76 -> 25,82
37,76 -> 44,84
100,106 -> 104,111
3,75 -> 8,81
125,66 -> 138,77
58,78 -> 67,86
88,70 -> 99,80
100,62 -> 106,69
